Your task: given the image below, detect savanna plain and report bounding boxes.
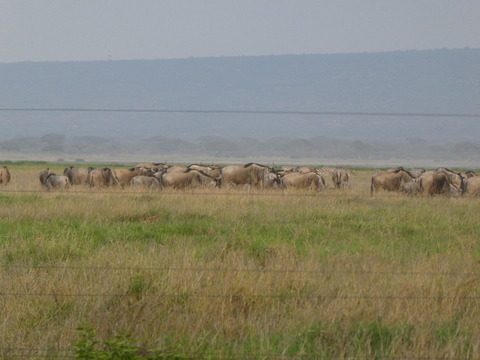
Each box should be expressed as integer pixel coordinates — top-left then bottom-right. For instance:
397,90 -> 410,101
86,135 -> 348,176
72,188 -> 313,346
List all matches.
1,164 -> 480,359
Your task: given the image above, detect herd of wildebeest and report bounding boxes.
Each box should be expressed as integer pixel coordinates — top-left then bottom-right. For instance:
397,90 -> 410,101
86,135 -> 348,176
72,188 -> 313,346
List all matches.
1,162 -> 480,196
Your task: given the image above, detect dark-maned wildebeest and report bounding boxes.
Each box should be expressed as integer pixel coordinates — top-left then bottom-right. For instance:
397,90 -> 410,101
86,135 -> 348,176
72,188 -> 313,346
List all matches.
130,176 -> 161,189
159,168 -> 220,189
0,166 -> 11,185
221,163 -> 273,188
280,172 -> 326,191
370,167 -> 415,195
87,168 -> 118,187
462,176 -> 480,196
63,166 -> 89,185
418,171 -> 461,196
44,173 -> 70,190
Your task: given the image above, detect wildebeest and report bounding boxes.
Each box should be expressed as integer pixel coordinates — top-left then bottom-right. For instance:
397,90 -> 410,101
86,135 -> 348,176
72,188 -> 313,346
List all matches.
263,171 -> 283,189
87,168 -> 118,187
436,168 -> 464,189
0,166 -> 11,185
39,168 -> 52,186
410,168 -> 426,178
462,176 -> 480,196
133,163 -> 169,173
221,163 -> 273,188
463,170 -> 477,178
370,167 -> 415,195
280,171 -> 326,191
43,173 -> 70,190
158,168 -> 220,189
297,166 -> 317,174
332,168 -> 350,189
188,164 -> 222,178
130,175 -> 161,189
111,167 -> 153,187
281,166 -> 299,173
399,179 -> 421,195
418,171 -> 462,196
338,180 -> 352,189
63,166 -> 89,185
166,165 -> 189,173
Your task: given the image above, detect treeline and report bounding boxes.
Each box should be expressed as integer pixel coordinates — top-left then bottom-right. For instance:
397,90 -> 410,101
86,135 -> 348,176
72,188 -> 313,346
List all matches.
1,133 -> 480,162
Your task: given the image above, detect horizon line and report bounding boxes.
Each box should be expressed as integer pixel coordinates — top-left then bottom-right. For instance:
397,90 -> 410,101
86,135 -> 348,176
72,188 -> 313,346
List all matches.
0,47 -> 478,65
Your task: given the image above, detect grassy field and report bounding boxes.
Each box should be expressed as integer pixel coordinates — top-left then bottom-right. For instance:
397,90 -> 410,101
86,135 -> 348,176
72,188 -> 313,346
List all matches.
1,164 -> 480,359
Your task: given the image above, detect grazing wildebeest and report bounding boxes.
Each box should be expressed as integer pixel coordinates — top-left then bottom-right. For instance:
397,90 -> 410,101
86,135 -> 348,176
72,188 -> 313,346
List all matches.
370,167 -> 415,195
280,172 -> 326,191
130,176 -> 161,189
263,171 -> 283,189
462,176 -> 480,196
159,169 -> 220,189
63,166 -> 89,185
332,168 -> 350,189
44,173 -> 70,190
418,171 -> 461,196
112,167 -> 153,187
338,180 -> 352,189
221,163 -> 273,188
87,168 -> 118,187
0,166 -> 11,185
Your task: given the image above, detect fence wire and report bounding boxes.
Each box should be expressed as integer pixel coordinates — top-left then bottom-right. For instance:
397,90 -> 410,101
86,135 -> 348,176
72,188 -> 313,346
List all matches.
1,264 -> 479,277
0,348 -> 476,360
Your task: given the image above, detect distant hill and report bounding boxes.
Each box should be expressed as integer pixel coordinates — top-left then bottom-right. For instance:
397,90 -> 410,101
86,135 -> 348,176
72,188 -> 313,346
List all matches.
0,48 -> 479,145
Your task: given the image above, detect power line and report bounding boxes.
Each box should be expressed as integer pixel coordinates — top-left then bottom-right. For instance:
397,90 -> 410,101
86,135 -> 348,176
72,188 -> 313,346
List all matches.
0,107 -> 479,118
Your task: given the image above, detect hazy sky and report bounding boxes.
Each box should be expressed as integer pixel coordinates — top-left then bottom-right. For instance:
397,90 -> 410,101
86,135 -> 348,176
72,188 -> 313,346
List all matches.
1,1 -> 479,63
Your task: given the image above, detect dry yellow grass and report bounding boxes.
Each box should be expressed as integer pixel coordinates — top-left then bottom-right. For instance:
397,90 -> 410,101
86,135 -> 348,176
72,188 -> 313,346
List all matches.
0,165 -> 479,358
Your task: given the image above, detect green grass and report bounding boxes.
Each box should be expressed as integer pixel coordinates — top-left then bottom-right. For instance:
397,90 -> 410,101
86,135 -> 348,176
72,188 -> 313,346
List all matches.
1,165 -> 480,359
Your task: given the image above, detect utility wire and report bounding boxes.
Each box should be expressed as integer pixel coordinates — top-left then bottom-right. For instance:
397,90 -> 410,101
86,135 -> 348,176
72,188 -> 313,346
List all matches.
0,107 -> 479,118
